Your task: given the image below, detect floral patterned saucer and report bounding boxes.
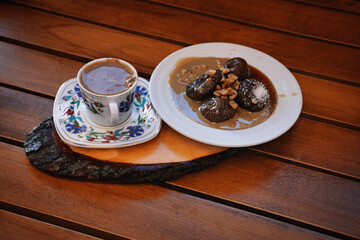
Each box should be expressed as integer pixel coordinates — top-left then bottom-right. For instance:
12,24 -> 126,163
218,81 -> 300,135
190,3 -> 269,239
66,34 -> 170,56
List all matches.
53,77 -> 161,148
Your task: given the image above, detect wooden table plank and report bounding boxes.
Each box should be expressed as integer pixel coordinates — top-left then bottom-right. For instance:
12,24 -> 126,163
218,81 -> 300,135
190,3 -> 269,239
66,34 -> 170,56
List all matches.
150,0 -> 360,46
254,118 -> 360,179
294,0 -> 360,14
1,2 -> 359,84
0,210 -> 99,240
295,71 -> 360,128
0,142 -> 333,240
0,2 -> 180,75
0,43 -> 82,96
0,87 -> 53,142
169,150 -> 360,238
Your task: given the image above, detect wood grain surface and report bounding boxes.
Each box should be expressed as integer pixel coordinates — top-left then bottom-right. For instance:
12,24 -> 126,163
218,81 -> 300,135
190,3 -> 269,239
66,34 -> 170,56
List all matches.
169,150 -> 360,237
1,0 -> 359,239
0,142 -> 333,240
0,210 -> 99,240
152,0 -> 360,46
1,2 -> 359,84
70,123 -> 227,164
293,0 -> 360,14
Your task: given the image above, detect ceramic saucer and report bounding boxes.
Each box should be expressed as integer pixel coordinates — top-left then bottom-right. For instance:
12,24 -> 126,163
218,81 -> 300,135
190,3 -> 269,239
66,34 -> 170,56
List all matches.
53,77 -> 162,148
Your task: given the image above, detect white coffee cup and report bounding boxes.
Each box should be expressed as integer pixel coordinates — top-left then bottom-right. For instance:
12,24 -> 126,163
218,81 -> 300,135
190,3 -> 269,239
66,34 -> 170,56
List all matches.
77,58 -> 138,126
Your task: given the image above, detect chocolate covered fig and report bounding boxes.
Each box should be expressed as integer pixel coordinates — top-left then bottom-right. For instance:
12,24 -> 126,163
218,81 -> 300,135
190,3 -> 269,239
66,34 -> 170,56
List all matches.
237,78 -> 270,112
223,57 -> 250,80
199,96 -> 236,122
186,70 -> 222,101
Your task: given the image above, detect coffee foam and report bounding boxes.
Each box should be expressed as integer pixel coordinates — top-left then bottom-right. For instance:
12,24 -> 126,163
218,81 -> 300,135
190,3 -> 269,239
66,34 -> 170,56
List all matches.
80,59 -> 137,95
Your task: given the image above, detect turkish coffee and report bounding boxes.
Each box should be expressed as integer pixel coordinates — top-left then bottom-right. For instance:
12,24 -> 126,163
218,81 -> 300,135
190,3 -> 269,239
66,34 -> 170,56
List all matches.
81,59 -> 136,95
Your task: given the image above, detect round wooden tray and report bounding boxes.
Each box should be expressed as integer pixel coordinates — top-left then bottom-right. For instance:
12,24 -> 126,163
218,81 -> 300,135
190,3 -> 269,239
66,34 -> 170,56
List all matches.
24,117 -> 237,183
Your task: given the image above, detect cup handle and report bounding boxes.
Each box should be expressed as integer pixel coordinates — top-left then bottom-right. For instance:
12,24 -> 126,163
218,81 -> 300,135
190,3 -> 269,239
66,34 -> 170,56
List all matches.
109,102 -> 119,125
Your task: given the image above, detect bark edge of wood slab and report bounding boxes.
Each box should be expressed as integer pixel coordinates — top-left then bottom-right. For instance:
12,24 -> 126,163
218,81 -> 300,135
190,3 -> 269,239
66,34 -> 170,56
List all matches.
24,117 -> 237,183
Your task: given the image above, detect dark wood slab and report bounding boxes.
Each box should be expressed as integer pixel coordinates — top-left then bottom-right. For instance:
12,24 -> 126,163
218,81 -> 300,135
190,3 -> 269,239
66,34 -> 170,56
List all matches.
24,117 -> 236,183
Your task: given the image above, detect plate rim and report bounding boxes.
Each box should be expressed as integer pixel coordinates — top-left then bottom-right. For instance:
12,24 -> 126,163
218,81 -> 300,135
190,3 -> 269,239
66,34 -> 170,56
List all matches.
149,42 -> 302,147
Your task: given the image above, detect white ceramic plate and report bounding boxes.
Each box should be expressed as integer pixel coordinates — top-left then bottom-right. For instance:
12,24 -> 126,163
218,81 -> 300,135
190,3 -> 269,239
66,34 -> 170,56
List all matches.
53,77 -> 161,148
149,42 -> 302,147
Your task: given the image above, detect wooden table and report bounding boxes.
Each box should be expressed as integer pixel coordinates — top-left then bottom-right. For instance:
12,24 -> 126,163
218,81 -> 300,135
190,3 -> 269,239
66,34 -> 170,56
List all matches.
1,0 -> 359,239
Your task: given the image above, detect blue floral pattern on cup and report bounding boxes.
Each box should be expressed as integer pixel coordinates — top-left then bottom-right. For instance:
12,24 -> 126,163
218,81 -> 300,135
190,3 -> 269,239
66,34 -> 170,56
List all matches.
119,92 -> 135,112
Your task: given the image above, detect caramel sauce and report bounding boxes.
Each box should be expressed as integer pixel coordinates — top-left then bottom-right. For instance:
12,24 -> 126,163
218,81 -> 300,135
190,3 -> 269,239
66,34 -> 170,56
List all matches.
168,57 -> 277,130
